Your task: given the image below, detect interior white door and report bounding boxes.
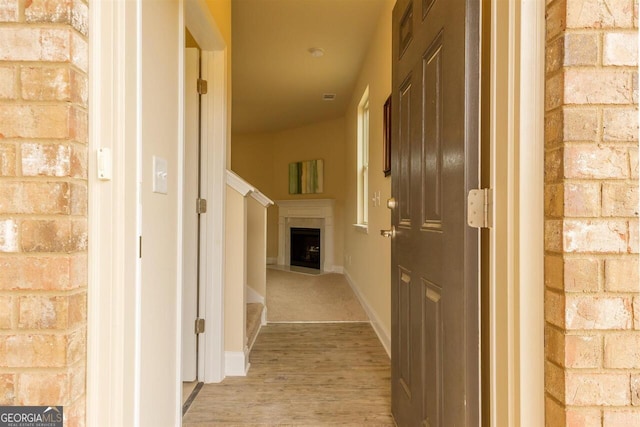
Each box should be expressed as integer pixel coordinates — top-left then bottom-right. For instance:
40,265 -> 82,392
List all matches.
182,47 -> 200,381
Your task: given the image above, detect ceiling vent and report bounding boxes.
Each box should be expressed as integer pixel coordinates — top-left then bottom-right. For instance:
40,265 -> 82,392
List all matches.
322,93 -> 336,101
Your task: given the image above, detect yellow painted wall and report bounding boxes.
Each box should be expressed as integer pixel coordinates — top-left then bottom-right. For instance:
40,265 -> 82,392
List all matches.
231,132 -> 277,257
232,117 -> 346,265
205,0 -> 232,47
271,118 -> 346,267
342,0 -> 393,348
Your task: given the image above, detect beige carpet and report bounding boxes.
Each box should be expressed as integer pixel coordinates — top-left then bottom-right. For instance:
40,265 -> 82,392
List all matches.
266,269 -> 369,322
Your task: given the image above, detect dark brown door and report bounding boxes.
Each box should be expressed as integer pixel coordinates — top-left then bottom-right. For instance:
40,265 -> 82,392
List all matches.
390,0 -> 480,425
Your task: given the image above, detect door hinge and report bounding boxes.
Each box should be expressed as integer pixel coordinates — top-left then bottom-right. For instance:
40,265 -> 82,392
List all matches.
138,235 -> 142,258
195,318 -> 205,334
467,188 -> 492,229
196,198 -> 207,214
197,79 -> 208,95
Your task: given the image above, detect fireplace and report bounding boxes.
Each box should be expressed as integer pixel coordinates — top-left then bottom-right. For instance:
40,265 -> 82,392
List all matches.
290,228 -> 321,269
276,199 -> 336,272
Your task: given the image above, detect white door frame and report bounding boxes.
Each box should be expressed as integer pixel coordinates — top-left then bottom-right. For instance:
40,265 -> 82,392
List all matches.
87,1 -> 228,425
489,0 -> 545,425
183,0 -> 229,385
87,1 -> 141,424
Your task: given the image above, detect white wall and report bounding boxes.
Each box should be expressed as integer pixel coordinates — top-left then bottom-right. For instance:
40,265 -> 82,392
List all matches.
342,0 -> 394,354
139,1 -> 182,424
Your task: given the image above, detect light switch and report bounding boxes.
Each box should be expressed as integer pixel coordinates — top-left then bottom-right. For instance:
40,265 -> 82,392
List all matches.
152,156 -> 168,194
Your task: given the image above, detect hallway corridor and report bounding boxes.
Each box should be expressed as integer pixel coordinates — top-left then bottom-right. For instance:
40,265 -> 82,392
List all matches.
182,323 -> 394,426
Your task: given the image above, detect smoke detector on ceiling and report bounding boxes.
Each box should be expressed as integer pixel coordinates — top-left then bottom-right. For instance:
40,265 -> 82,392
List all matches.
323,93 -> 336,101
308,47 -> 325,57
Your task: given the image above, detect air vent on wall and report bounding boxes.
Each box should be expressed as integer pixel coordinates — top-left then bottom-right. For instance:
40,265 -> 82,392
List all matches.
323,93 -> 336,101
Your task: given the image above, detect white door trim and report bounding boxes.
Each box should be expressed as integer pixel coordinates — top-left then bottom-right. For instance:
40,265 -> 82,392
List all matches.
198,48 -> 228,383
489,0 -> 545,425
181,0 -> 229,389
183,0 -> 229,383
87,1 -> 141,425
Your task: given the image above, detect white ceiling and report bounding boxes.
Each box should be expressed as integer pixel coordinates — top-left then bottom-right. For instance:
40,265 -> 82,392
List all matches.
231,0 -> 388,133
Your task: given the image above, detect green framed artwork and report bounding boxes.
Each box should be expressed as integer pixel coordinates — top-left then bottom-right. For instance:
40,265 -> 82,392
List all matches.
289,159 -> 324,194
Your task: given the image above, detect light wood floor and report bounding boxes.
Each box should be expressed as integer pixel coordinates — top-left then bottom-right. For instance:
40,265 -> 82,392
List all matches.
183,323 -> 395,426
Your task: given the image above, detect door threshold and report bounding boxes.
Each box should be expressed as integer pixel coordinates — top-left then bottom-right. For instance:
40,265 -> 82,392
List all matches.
182,381 -> 204,417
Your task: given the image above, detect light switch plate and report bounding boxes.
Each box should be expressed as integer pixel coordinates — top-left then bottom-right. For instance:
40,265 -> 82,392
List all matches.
152,156 -> 168,194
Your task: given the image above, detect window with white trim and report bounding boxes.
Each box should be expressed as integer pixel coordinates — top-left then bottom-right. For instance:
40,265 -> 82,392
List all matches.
357,88 -> 370,227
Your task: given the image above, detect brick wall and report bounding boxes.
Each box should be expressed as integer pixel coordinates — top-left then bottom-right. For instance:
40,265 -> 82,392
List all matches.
545,0 -> 640,425
0,0 -> 88,425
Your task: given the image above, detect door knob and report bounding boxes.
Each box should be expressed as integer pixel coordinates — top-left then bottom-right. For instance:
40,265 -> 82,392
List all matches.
380,225 -> 396,238
387,197 -> 397,209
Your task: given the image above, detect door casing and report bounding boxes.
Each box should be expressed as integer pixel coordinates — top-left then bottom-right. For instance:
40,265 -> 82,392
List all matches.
488,0 -> 545,425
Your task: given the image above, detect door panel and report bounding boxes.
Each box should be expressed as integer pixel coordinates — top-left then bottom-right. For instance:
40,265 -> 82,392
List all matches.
421,34 -> 443,230
422,278 -> 442,427
391,0 -> 480,425
397,267 -> 413,398
398,80 -> 412,228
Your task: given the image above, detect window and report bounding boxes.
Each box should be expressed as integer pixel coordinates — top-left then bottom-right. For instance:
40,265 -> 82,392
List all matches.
357,88 -> 370,228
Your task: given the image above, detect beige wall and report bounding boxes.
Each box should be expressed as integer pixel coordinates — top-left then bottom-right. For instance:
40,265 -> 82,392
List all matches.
342,0 -> 393,347
232,117 -> 346,264
224,187 -> 246,353
247,196 -> 268,297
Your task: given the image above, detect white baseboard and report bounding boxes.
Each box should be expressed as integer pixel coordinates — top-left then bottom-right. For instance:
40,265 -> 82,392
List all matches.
261,306 -> 267,325
266,257 -> 277,265
343,269 -> 391,358
246,285 -> 265,304
331,265 -> 344,274
224,349 -> 250,376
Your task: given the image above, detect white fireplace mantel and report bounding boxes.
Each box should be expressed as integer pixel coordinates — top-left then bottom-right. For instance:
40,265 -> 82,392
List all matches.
276,199 -> 335,272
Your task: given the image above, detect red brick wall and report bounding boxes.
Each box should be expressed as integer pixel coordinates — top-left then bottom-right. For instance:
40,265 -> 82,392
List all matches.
0,0 -> 88,425
545,0 -> 640,425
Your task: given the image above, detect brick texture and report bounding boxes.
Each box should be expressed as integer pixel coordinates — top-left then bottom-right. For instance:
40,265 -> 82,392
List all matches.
565,372 -> 631,406
0,0 -> 88,424
604,334 -> 640,368
545,0 -> 639,424
605,257 -> 640,292
603,410 -> 640,426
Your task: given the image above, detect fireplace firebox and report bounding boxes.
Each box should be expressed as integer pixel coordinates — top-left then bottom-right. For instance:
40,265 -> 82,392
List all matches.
290,228 -> 321,270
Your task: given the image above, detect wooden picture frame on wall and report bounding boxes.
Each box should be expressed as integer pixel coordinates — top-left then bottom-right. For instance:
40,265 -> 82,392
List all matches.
383,95 -> 392,177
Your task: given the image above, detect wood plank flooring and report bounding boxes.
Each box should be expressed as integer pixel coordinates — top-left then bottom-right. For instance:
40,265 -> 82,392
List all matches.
183,323 -> 395,426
